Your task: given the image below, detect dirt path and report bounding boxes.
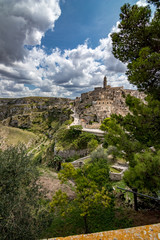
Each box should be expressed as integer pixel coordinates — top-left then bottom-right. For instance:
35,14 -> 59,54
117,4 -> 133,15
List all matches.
38,168 -> 75,200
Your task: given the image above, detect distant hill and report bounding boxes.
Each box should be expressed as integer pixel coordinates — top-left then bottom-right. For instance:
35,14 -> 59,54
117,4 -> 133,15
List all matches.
0,97 -> 73,128
0,97 -> 73,162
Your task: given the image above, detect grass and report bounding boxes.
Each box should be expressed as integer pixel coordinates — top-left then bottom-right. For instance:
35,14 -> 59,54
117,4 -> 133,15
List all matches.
0,124 -> 37,146
84,157 -> 91,164
110,167 -> 121,173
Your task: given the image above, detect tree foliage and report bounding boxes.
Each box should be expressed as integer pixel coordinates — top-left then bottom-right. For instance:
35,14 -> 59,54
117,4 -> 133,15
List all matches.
147,0 -> 160,7
0,145 -> 49,240
90,147 -> 109,164
114,95 -> 160,149
111,2 -> 160,99
73,132 -> 97,150
100,117 -> 142,166
55,123 -> 98,151
52,155 -> 63,171
50,159 -> 111,233
109,0 -> 160,195
65,125 -> 82,139
124,150 -> 160,194
87,138 -> 98,151
112,4 -> 151,62
127,47 -> 160,98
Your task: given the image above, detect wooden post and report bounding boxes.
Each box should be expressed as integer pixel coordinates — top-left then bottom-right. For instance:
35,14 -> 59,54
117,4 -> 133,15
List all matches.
133,188 -> 138,211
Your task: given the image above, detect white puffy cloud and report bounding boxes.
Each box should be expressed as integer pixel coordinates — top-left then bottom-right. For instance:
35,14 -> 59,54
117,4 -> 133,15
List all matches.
0,32 -> 132,98
0,0 -> 61,64
136,0 -> 148,7
0,0 -> 136,99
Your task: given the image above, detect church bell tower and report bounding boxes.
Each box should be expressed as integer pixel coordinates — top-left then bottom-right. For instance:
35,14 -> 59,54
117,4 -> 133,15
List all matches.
103,76 -> 107,89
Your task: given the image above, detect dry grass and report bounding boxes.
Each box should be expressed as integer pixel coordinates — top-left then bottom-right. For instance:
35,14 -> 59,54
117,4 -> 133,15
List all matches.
0,124 -> 37,149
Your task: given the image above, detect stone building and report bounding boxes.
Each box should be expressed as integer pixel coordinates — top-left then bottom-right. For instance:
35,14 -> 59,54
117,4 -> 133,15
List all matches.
75,76 -> 145,128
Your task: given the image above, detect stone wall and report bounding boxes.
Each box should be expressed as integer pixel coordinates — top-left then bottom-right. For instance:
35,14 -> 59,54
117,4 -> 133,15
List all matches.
54,149 -> 89,160
46,223 -> 160,239
109,171 -> 123,181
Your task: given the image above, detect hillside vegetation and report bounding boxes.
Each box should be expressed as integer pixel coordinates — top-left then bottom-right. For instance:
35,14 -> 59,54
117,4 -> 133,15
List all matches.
0,124 -> 37,150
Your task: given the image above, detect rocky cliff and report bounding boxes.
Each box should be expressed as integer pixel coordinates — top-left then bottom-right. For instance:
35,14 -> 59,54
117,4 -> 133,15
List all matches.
0,97 -> 73,130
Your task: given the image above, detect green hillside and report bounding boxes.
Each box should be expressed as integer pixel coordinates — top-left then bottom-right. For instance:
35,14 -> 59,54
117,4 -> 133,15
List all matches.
0,124 -> 37,150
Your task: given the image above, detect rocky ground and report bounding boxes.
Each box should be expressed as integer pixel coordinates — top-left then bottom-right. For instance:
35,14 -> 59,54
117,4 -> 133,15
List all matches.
38,167 -> 75,200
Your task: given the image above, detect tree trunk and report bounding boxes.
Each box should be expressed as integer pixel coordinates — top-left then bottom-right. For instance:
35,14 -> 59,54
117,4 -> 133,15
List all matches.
57,162 -> 61,171
83,215 -> 89,234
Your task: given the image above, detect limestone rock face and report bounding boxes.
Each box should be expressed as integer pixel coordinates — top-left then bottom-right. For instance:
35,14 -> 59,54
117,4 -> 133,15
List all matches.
0,97 -> 73,129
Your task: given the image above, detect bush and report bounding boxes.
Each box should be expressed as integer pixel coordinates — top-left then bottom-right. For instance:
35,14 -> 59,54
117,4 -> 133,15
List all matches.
124,150 -> 160,194
87,139 -> 98,151
0,145 -> 50,240
73,132 -> 96,149
91,147 -> 108,163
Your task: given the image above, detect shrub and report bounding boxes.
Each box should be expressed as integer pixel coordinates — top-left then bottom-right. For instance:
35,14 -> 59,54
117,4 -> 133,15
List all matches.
0,145 -> 50,240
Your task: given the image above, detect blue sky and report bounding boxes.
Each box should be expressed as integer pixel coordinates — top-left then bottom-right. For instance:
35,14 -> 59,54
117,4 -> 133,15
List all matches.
42,0 -> 136,50
0,0 -> 148,98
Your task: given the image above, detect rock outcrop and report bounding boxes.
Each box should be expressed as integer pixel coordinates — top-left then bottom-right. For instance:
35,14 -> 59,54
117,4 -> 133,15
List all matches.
0,97 -> 73,130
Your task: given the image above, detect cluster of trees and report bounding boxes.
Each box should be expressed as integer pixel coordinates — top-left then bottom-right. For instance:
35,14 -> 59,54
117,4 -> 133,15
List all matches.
55,124 -> 99,151
111,0 -> 160,100
0,146 -> 51,240
47,124 -> 99,171
101,0 -> 160,195
50,148 -> 112,234
62,125 -> 99,150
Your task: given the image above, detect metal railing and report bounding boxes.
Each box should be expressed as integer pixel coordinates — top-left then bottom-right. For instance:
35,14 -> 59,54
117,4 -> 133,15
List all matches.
117,187 -> 160,211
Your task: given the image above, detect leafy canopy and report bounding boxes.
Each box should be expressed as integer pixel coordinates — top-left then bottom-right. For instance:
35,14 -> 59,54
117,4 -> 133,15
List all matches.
111,2 -> 160,99
105,0 -> 160,195
124,150 -> 160,193
114,95 -> 160,149
100,116 -> 142,166
50,155 -> 112,233
0,145 -> 49,240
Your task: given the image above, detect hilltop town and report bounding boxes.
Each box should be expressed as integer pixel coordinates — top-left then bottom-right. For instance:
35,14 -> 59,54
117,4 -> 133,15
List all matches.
0,76 -> 145,130
74,76 -> 145,128
0,76 -> 146,132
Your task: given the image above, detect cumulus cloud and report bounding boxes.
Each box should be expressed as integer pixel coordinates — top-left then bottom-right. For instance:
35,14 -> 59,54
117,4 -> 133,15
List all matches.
0,32 -> 131,98
0,0 -> 136,99
0,0 -> 61,64
136,0 -> 148,7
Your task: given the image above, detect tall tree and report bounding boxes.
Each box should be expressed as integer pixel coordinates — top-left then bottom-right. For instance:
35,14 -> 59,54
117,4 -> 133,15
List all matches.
0,145 -> 49,240
111,2 -> 160,99
124,150 -> 160,194
50,160 -> 111,234
100,117 -> 142,166
113,95 -> 160,149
